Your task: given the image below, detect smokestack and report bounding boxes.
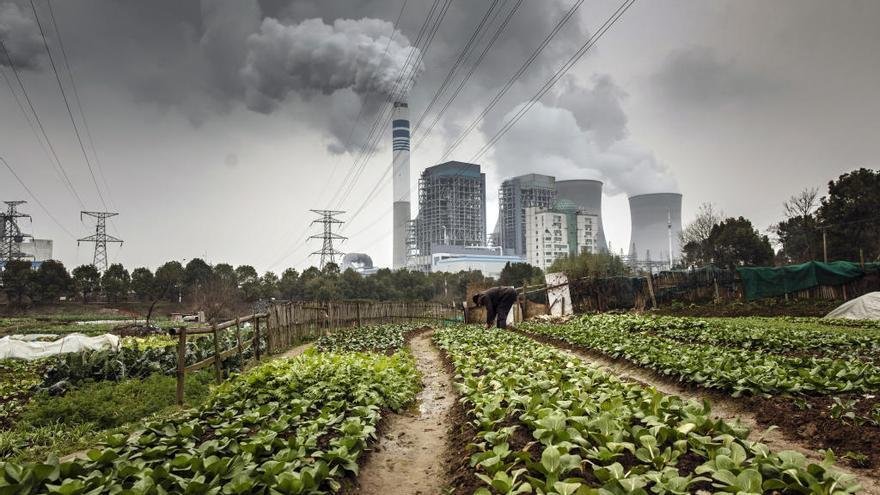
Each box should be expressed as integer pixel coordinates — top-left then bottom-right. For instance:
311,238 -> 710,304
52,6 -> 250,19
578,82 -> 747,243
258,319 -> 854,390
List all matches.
392,101 -> 410,269
628,193 -> 683,267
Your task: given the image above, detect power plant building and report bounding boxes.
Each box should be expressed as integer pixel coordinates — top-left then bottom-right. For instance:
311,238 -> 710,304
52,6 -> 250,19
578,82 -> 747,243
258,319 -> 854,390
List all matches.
628,192 -> 683,269
498,174 -> 557,257
555,179 -> 607,252
429,244 -> 524,279
525,200 -> 599,271
391,101 -> 411,270
414,161 -> 486,257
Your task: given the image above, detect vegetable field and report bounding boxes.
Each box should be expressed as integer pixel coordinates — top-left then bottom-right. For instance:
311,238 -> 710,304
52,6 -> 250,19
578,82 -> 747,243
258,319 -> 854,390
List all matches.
2,316 -> 879,493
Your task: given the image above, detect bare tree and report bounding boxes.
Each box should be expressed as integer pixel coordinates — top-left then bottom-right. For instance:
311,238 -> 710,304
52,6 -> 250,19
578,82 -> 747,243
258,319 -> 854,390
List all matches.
196,277 -> 239,323
783,187 -> 819,219
680,202 -> 723,246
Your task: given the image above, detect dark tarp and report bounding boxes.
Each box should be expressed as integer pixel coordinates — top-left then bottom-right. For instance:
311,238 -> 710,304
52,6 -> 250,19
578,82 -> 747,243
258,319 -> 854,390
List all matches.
738,261 -> 880,301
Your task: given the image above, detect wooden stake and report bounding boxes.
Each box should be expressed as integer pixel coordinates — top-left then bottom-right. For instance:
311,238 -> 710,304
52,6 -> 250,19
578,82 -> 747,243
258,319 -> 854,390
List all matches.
176,327 -> 187,406
212,324 -> 222,384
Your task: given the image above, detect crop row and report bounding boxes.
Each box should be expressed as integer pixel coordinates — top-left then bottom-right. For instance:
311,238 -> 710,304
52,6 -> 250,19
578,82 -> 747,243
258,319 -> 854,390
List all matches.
0,347 -> 420,494
435,326 -> 860,494
520,315 -> 880,396
314,324 -> 414,353
620,315 -> 880,356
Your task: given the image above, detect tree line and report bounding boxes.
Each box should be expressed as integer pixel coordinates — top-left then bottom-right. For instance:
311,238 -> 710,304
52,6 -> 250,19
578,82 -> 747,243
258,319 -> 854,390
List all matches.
0,257 -> 540,309
679,167 -> 880,269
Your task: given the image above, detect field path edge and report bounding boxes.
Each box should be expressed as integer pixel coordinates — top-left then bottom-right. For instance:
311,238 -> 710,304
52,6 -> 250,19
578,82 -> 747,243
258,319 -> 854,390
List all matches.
513,328 -> 880,495
356,330 -> 455,495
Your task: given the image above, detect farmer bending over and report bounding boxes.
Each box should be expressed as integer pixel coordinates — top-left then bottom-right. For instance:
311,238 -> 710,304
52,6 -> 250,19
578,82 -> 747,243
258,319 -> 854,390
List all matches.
472,286 -> 518,329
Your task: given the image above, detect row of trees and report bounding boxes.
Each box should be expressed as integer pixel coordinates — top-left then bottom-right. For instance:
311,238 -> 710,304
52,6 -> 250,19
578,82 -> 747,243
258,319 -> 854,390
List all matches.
679,168 -> 880,269
0,257 -> 515,309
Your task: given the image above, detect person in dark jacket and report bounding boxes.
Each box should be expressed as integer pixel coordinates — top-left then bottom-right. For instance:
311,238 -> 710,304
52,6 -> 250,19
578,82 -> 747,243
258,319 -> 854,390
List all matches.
472,286 -> 519,329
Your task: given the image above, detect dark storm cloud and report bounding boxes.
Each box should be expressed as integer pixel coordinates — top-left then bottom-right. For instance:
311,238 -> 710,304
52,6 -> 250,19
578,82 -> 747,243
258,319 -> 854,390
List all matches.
1,0 -> 675,190
240,16 -> 421,113
652,46 -> 777,107
0,1 -> 42,69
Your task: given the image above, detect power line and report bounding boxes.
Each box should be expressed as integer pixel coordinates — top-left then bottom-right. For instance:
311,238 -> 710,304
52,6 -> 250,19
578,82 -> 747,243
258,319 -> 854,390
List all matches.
438,0 -> 586,163
0,156 -> 77,239
0,39 -> 86,209
344,0 -> 523,227
30,0 -> 109,211
319,0 -> 410,209
43,0 -> 116,211
471,0 -> 636,163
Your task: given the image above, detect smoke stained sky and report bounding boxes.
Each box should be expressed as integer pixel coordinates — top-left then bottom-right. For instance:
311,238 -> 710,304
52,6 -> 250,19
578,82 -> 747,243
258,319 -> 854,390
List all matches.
1,0 -> 878,271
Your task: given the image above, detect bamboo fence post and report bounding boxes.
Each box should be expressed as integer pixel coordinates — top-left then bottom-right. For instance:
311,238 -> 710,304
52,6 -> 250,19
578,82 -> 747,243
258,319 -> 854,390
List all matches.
212,324 -> 222,384
254,314 -> 261,361
176,326 -> 187,405
645,275 -> 658,308
235,317 -> 243,366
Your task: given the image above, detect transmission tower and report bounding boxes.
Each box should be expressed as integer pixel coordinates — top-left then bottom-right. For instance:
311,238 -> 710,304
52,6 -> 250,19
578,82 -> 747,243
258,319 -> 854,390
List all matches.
1,201 -> 33,264
308,209 -> 346,269
78,211 -> 122,272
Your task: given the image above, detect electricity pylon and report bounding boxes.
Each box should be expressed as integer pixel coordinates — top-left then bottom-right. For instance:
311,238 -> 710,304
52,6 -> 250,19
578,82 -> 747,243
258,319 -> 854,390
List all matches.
308,209 -> 346,269
78,211 -> 122,272
0,201 -> 33,263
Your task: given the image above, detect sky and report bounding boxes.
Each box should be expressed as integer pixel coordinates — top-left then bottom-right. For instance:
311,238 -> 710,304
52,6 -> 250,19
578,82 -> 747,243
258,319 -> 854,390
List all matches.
1,0 -> 878,273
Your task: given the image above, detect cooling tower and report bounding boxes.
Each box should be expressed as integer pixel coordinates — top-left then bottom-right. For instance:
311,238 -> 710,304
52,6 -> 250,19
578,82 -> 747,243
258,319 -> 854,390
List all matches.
392,101 -> 410,269
628,193 -> 683,265
555,179 -> 607,252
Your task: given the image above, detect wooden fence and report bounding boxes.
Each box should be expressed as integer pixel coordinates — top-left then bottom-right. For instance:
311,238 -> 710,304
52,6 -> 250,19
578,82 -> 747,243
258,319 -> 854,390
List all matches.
172,300 -> 461,404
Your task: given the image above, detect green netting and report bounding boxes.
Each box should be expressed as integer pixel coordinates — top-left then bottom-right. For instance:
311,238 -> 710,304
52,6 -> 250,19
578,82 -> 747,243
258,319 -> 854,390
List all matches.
738,261 -> 880,301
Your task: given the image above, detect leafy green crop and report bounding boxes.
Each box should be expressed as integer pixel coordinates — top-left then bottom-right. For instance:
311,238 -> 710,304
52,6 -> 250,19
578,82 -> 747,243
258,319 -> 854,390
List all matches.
619,315 -> 880,358
314,324 -> 416,353
0,350 -> 420,493
521,315 -> 880,396
435,326 -> 861,494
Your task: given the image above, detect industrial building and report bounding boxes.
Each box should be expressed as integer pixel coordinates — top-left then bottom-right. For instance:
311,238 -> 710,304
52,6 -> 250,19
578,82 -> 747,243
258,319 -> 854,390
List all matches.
15,239 -> 53,262
414,161 -> 486,257
525,200 -> 599,271
498,174 -> 557,257
555,179 -> 607,252
341,252 -> 378,276
628,192 -> 683,270
428,244 -> 524,279
391,101 -> 411,270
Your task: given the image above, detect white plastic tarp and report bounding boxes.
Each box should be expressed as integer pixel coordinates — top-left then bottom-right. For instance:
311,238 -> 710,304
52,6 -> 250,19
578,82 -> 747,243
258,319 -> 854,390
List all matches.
0,333 -> 121,360
824,292 -> 880,320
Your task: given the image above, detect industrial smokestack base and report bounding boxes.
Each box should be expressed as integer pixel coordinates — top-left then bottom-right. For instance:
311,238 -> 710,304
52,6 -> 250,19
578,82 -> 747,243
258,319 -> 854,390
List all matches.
628,193 -> 683,266
392,101 -> 410,269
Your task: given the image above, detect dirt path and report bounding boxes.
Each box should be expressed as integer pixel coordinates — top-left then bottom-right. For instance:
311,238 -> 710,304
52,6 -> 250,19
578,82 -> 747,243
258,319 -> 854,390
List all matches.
357,331 -> 454,495
516,330 -> 880,495
277,342 -> 311,359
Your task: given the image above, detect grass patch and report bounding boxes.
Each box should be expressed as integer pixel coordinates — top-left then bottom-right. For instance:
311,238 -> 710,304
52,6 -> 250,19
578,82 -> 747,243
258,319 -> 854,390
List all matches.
0,371 -> 213,462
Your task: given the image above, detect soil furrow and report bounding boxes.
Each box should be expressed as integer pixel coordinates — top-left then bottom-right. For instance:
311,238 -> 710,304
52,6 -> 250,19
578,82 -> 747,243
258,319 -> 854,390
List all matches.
357,330 -> 454,495
514,328 -> 880,495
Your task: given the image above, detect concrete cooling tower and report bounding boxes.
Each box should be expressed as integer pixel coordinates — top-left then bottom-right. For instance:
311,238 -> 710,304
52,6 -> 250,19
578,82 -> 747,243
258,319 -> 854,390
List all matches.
628,193 -> 683,264
555,179 -> 607,252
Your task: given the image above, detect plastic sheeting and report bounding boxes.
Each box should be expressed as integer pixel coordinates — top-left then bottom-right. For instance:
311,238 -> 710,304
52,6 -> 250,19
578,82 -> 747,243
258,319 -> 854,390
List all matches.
0,333 -> 121,360
825,292 -> 880,320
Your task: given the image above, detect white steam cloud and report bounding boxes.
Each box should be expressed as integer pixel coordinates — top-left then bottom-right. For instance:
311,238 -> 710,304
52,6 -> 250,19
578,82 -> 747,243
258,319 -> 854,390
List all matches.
0,2 -> 42,69
491,77 -> 678,196
241,17 -> 422,114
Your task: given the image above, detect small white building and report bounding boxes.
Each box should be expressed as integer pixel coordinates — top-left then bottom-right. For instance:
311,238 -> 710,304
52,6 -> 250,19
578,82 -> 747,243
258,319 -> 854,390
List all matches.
15,239 -> 53,261
525,200 -> 598,271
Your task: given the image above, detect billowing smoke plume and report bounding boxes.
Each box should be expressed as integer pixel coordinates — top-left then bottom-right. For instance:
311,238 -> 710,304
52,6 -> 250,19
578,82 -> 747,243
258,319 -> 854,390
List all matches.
241,17 -> 421,114
0,2 -> 42,69
491,76 -> 678,196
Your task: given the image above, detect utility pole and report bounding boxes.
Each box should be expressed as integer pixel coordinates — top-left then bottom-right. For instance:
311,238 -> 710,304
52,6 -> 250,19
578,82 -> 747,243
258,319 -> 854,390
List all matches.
78,211 -> 123,272
0,201 -> 33,264
821,226 -> 828,263
308,210 -> 346,269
